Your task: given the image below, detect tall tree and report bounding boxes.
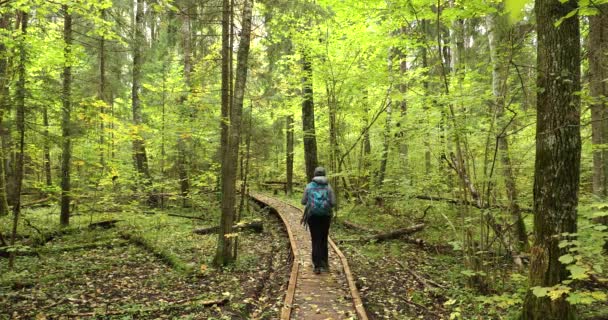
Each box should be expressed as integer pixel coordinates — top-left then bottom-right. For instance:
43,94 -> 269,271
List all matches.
589,3 -> 608,200
521,0 -> 581,318
302,49 -> 318,182
486,7 -> 528,252
8,11 -> 27,270
377,48 -> 394,189
215,0 -> 254,266
177,0 -> 192,207
60,5 -> 72,226
0,13 -> 10,216
286,114 -> 294,194
131,0 -> 155,205
99,8 -> 107,169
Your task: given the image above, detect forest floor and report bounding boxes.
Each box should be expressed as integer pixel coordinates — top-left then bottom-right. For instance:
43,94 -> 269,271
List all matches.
0,198 -> 290,319
1,192 -> 607,319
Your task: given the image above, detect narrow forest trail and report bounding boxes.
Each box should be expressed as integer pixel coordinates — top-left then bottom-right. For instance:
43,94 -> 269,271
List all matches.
250,193 -> 368,320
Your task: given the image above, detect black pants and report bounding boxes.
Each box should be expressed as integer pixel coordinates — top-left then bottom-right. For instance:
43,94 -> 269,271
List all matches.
308,215 -> 331,268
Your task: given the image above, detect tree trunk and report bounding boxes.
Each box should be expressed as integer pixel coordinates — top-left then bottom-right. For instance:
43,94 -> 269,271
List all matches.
302,50 -> 318,182
131,0 -> 155,206
8,11 -> 27,270
486,7 -> 529,252
395,35 -> 408,175
589,3 -> 608,244
99,8 -> 106,169
327,82 -> 339,207
0,13 -> 10,216
377,48 -> 393,189
215,0 -> 253,266
421,21 -> 431,175
521,0 -> 581,318
60,5 -> 72,227
286,114 -> 294,194
177,2 -> 192,207
43,105 -> 52,187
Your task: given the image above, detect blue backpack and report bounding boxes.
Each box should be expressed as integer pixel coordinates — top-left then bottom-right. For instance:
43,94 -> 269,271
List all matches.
307,184 -> 331,216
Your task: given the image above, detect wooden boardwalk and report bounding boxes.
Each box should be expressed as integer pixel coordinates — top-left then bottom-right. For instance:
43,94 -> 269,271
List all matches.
251,193 -> 368,320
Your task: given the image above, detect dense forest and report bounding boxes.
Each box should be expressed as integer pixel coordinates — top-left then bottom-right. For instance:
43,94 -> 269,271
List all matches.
0,0 -> 607,319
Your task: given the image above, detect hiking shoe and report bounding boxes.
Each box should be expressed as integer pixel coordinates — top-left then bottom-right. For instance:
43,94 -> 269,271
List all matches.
313,266 -> 321,274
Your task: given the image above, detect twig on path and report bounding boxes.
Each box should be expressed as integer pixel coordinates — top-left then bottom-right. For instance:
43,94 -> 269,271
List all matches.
40,298 -> 67,310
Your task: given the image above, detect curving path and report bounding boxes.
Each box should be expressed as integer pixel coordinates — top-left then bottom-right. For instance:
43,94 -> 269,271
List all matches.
250,192 -> 368,320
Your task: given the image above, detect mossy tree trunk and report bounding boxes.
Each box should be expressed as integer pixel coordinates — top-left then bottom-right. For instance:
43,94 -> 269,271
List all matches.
521,0 -> 581,318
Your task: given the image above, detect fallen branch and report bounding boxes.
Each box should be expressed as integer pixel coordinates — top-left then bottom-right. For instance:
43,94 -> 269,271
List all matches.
168,213 -> 207,221
413,195 -> 532,213
590,274 -> 608,290
392,259 -> 447,289
362,224 -> 425,242
193,221 -> 263,235
66,297 -> 229,317
20,197 -> 52,208
41,298 -> 66,310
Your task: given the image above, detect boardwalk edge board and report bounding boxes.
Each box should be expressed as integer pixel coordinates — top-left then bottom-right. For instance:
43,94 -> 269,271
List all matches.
250,193 -> 369,320
249,194 -> 299,320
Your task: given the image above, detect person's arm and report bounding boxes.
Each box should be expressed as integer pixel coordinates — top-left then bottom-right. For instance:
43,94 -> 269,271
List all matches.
301,185 -> 309,205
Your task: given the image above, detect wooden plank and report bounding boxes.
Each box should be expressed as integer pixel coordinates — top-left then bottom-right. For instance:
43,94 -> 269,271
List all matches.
249,193 -> 299,320
279,200 -> 369,320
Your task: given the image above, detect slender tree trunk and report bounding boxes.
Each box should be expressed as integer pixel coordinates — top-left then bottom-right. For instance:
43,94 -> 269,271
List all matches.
486,8 -> 529,252
302,50 -> 318,182
0,13 -> 10,216
235,105 -> 253,259
395,35 -> 408,175
377,49 -> 393,189
590,3 -> 608,203
589,3 -> 608,250
216,0 -> 232,266
60,5 -> 72,227
286,114 -> 294,194
131,0 -> 155,205
421,21 -> 431,175
521,0 -> 581,318
177,2 -> 192,207
327,83 -> 339,206
99,8 -> 106,169
8,11 -> 27,270
43,105 -> 52,187
215,0 -> 253,266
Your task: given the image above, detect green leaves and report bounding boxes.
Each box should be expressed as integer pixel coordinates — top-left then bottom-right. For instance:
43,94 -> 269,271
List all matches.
504,0 -> 531,23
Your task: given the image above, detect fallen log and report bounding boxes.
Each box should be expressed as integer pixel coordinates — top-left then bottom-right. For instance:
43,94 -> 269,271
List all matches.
193,221 -> 263,235
20,197 -> 52,208
413,195 -> 532,213
363,223 -> 425,242
337,224 -> 426,243
88,219 -> 122,229
168,213 -> 207,221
